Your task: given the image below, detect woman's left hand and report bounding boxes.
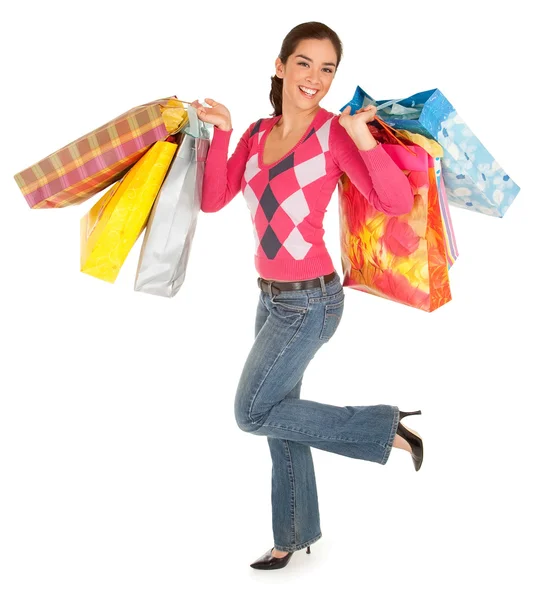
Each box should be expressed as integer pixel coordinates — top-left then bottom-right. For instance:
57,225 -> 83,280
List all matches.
338,104 -> 377,135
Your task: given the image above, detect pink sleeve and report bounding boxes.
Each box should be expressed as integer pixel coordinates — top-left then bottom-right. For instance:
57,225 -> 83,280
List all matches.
200,122 -> 253,213
329,117 -> 414,216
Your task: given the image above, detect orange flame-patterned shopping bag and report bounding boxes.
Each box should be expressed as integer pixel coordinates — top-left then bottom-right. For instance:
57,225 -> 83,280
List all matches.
338,122 -> 451,312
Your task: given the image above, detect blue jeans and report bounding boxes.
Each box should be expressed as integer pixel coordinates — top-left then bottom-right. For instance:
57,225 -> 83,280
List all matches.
234,272 -> 400,552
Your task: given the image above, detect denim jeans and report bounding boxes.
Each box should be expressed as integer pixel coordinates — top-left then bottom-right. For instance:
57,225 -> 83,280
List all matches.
234,271 -> 400,552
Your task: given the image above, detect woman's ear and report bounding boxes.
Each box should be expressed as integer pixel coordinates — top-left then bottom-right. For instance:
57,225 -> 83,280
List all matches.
275,58 -> 284,79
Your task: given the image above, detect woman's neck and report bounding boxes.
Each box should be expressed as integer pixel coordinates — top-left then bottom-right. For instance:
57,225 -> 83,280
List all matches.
274,105 -> 322,138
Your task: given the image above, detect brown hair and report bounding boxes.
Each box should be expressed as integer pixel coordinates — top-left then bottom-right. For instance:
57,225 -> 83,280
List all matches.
269,22 -> 343,117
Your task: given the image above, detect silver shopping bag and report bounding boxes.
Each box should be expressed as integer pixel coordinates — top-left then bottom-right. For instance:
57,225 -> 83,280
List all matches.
134,104 -> 211,297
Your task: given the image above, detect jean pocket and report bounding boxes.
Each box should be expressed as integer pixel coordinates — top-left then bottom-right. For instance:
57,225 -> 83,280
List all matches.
270,293 -> 309,315
319,297 -> 344,341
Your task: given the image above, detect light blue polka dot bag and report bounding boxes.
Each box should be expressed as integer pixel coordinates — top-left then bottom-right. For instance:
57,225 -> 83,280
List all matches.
340,87 -> 520,218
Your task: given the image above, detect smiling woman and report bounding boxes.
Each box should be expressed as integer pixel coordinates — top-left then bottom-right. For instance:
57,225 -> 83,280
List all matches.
269,32 -> 340,116
194,20 -> 421,572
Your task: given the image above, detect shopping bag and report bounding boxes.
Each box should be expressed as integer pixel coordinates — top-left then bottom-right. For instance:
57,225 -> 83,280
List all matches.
14,97 -> 188,209
393,129 -> 458,267
134,104 -> 212,297
434,155 -> 458,267
80,140 -> 177,283
340,86 -> 520,217
338,123 -> 451,312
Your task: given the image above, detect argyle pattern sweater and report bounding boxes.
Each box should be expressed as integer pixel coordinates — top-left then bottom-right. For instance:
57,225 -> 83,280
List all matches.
201,107 -> 414,281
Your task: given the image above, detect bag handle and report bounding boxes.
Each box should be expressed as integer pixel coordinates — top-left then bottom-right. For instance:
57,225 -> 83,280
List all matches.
375,98 -> 405,111
372,115 -> 418,156
354,97 -> 417,156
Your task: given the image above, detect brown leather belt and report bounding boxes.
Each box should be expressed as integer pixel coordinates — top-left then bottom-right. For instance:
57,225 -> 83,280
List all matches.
258,271 -> 337,294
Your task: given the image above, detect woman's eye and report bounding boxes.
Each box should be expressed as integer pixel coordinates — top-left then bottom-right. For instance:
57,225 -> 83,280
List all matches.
298,62 -> 333,73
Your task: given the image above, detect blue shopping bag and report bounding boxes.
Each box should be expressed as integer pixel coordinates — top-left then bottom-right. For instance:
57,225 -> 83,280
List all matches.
340,86 -> 520,217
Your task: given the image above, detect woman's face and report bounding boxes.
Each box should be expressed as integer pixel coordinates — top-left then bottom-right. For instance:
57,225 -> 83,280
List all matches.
275,38 -> 338,111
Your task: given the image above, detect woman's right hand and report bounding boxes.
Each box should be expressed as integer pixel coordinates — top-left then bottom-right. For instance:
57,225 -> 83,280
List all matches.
191,98 -> 232,131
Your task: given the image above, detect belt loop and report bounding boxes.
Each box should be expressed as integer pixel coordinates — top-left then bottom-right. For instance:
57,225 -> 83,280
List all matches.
319,275 -> 327,296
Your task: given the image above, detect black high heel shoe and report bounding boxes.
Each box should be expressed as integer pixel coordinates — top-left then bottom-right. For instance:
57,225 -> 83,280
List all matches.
396,410 -> 423,471
249,545 -> 311,570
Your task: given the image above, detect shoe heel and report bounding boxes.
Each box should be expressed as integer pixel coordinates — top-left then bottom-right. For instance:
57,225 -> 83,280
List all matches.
306,545 -> 311,554
396,410 -> 423,472
399,409 -> 422,419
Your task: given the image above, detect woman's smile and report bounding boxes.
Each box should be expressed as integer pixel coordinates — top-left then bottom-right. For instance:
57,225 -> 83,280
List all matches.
298,85 -> 318,99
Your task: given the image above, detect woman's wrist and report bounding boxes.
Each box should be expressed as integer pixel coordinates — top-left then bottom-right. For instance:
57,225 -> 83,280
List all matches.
347,124 -> 379,151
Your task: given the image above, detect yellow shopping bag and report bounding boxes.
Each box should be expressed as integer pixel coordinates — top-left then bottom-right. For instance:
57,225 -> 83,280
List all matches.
80,140 -> 177,283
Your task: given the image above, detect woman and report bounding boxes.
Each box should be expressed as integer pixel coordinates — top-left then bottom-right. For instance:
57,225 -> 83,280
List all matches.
193,21 -> 423,570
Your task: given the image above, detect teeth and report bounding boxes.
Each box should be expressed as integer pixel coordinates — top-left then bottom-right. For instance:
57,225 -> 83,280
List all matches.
299,86 -> 317,95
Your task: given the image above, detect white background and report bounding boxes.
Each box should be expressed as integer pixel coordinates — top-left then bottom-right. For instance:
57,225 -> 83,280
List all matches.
1,0 -> 539,597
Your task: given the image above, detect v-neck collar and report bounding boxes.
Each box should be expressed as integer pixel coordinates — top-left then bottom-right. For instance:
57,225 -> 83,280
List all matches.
258,107 -> 325,170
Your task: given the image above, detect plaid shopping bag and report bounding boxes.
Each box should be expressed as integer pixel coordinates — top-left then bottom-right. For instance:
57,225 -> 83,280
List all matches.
14,97 -> 188,209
